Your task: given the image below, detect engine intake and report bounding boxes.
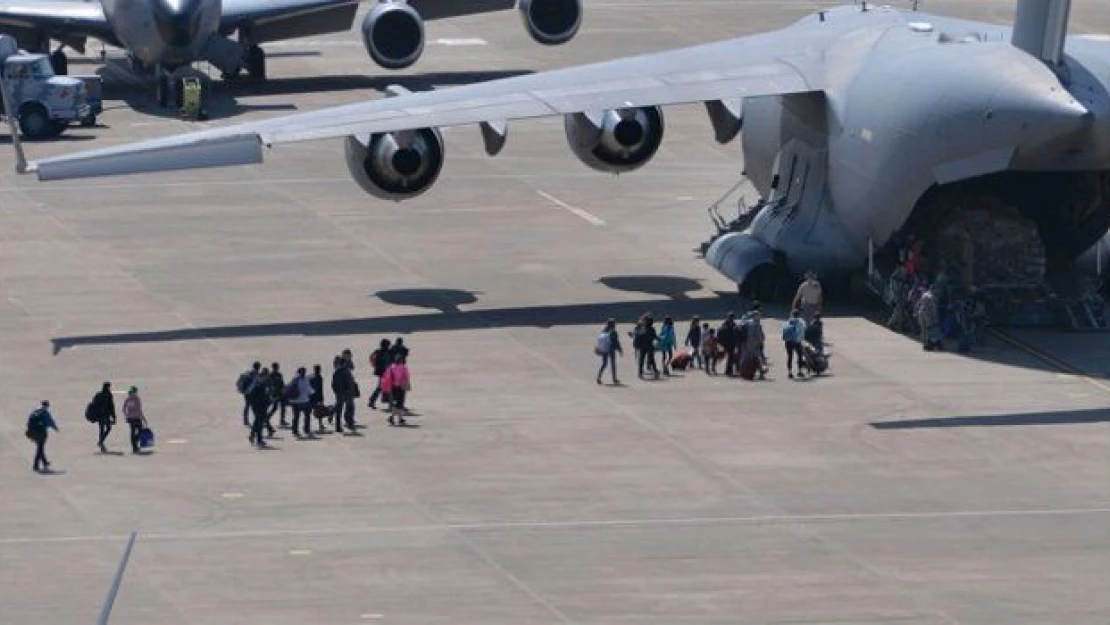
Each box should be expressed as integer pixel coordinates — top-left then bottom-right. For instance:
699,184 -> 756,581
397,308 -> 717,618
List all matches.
519,0 -> 582,45
361,1 -> 425,70
564,106 -> 665,174
344,128 -> 444,201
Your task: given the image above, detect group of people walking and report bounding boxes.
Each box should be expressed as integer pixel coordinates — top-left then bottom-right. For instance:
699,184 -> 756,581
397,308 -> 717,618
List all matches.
236,338 -> 414,449
594,289 -> 827,385
24,383 -> 151,472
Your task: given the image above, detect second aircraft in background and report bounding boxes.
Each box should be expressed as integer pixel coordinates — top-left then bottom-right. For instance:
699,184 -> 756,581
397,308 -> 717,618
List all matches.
0,0 -> 582,107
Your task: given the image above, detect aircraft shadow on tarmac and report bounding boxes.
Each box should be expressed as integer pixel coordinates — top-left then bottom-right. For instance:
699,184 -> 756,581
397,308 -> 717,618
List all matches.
870,407 -> 1110,429
93,62 -> 533,121
50,276 -> 1087,376
51,279 -> 741,353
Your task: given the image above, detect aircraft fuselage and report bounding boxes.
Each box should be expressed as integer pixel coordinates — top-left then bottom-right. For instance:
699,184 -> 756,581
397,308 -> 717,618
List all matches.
718,6 -> 1110,286
100,0 -> 222,69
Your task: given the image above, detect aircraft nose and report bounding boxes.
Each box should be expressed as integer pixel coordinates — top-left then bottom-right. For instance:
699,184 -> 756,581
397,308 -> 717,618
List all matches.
152,0 -> 205,48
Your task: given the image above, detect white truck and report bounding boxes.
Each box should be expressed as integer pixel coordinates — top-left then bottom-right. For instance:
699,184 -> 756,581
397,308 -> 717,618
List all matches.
0,35 -> 100,139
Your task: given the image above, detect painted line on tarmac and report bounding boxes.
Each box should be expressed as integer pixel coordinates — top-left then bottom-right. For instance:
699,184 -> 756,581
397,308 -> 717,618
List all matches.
536,190 -> 606,226
4,507 -> 1109,546
991,329 -> 1110,395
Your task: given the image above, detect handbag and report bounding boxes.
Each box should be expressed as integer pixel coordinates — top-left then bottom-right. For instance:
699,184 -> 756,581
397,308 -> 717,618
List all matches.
138,427 -> 155,448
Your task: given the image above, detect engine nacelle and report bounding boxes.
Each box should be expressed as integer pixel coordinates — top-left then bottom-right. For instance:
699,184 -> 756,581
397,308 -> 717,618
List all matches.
344,128 -> 444,201
564,106 -> 664,174
361,1 -> 425,70
519,0 -> 582,45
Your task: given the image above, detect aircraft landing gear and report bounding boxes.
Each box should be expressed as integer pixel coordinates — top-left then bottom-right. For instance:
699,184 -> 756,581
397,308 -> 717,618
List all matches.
244,44 -> 265,80
156,70 -> 170,108
49,48 -> 68,75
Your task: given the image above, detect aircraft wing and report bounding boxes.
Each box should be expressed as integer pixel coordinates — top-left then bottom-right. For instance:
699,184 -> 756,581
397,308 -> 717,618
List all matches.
220,0 -> 360,42
31,26 -> 829,181
0,1 -> 115,51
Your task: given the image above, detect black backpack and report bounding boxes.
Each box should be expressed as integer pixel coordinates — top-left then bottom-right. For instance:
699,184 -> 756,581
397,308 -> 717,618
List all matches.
236,371 -> 252,394
85,400 -> 98,423
26,409 -> 47,439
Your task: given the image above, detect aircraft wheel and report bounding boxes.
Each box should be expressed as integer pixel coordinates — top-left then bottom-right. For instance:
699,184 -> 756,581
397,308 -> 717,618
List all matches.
80,114 -> 97,127
49,49 -> 68,75
18,104 -> 51,140
245,45 -> 265,80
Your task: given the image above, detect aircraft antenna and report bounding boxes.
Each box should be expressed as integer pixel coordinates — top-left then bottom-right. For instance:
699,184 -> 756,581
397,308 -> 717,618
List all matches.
97,532 -> 138,625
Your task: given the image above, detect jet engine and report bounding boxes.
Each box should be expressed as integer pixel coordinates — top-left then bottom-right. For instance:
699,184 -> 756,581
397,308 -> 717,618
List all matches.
344,128 -> 444,201
564,107 -> 664,174
361,1 -> 425,70
519,0 -> 582,45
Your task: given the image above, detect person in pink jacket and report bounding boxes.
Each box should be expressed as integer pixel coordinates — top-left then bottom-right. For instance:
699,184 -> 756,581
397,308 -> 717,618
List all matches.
121,386 -> 148,453
380,356 -> 411,426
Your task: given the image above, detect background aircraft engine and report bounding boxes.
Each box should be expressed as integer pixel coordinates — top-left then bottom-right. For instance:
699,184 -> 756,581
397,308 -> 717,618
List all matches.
564,106 -> 664,174
519,0 -> 582,45
361,1 -> 425,70
344,128 -> 444,200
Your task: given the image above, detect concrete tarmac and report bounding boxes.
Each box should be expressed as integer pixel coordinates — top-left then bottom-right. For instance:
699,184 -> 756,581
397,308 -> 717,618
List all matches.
0,1 -> 1108,623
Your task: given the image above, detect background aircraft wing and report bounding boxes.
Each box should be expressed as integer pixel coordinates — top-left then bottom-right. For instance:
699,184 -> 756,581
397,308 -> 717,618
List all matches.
32,26 -> 830,180
0,1 -> 115,51
220,0 -> 359,42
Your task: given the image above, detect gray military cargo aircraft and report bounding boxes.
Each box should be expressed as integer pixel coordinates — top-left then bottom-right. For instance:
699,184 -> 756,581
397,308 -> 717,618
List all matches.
0,0 -> 582,107
21,0 -> 1110,297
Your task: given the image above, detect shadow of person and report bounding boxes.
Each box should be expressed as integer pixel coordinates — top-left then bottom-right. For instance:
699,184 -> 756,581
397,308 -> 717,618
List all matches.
36,468 -> 66,475
597,276 -> 703,301
375,288 -> 481,314
97,450 -> 126,456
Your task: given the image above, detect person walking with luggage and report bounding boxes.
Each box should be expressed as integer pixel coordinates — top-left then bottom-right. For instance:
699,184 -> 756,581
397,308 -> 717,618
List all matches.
740,306 -> 768,380
381,355 -> 412,426
90,381 -> 117,452
331,356 -> 358,433
237,361 -> 261,426
287,367 -> 314,438
634,315 -> 660,379
657,317 -> 677,376
782,310 -> 808,378
121,386 -> 148,454
684,317 -> 703,370
595,319 -> 623,385
368,339 -> 392,409
27,400 -> 58,472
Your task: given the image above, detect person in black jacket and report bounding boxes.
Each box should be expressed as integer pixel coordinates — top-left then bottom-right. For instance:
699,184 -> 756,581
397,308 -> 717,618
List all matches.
309,364 -> 326,432
247,369 -> 273,447
331,356 -> 358,433
267,362 -> 288,427
634,315 -> 659,379
368,339 -> 392,410
717,312 -> 739,376
684,317 -> 703,370
91,381 -> 117,452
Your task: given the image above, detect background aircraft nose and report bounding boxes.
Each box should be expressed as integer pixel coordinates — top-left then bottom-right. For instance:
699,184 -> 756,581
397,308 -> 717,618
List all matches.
152,0 -> 205,48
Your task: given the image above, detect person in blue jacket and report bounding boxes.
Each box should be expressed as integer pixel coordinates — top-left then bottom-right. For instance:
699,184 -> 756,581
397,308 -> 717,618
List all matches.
26,400 -> 59,472
781,310 -> 808,379
657,316 -> 677,376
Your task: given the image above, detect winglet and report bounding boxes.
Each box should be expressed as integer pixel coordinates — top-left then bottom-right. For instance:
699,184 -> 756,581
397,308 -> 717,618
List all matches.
97,532 -> 137,625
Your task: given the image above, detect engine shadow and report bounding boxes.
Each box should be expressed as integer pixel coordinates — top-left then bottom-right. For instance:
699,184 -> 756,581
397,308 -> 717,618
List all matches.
374,288 -> 481,314
870,408 -> 1110,429
597,275 -> 704,301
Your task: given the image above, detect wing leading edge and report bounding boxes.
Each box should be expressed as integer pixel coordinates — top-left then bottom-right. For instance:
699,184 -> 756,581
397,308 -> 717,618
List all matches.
31,26 -> 831,181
